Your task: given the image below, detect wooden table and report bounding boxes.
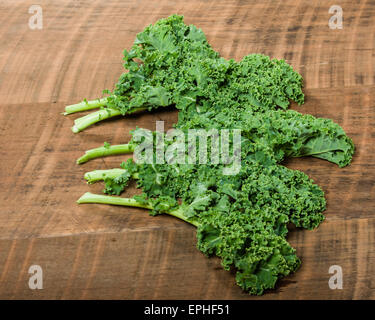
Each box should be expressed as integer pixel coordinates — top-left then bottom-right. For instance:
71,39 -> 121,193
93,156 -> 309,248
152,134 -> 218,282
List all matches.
0,0 -> 374,299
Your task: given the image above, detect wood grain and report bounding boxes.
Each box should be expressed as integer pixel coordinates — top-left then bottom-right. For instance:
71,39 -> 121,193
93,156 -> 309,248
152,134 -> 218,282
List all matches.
0,0 -> 374,299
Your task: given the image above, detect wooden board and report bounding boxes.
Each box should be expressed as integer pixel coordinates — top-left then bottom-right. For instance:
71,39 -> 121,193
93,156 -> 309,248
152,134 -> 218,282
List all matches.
0,0 -> 374,299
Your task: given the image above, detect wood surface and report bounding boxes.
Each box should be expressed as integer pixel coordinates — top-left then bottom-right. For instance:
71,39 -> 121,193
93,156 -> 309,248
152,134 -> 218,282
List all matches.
0,0 -> 374,299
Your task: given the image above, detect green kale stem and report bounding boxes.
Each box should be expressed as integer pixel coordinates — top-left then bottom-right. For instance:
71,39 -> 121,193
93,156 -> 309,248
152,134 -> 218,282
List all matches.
77,192 -> 200,227
84,169 -> 138,183
72,108 -> 122,133
77,143 -> 135,164
77,192 -> 152,208
64,98 -> 109,115
71,106 -> 148,133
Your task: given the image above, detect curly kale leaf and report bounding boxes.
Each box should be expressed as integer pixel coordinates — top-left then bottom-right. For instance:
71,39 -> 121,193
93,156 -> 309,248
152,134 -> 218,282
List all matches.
107,15 -> 305,116
197,209 -> 300,295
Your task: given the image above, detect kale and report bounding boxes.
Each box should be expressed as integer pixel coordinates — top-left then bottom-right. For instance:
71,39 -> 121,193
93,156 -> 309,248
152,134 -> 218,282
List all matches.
78,133 -> 327,295
66,15 -> 305,132
65,15 -> 355,295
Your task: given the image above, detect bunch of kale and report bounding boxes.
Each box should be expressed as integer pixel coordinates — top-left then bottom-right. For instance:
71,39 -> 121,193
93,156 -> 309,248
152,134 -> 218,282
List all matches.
65,15 -> 354,295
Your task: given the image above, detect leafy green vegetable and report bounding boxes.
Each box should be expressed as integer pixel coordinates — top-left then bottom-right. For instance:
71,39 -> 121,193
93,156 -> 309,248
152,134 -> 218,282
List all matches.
65,15 -> 355,295
66,15 -> 305,131
77,132 -> 326,294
